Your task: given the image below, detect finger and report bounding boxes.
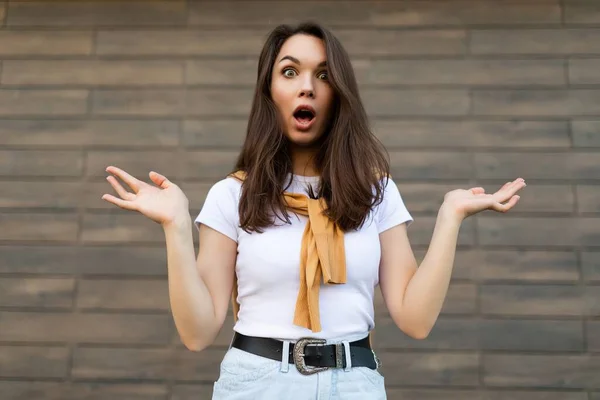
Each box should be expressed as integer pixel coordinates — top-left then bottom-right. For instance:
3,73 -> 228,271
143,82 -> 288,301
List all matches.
492,182 -> 513,198
101,193 -> 138,211
105,166 -> 141,193
509,178 -> 526,188
149,171 -> 172,189
493,195 -> 520,213
106,175 -> 134,200
470,187 -> 485,195
500,178 -> 522,191
495,179 -> 526,202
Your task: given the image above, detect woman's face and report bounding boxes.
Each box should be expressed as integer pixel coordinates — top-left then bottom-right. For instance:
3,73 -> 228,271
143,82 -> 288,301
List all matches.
270,34 -> 334,148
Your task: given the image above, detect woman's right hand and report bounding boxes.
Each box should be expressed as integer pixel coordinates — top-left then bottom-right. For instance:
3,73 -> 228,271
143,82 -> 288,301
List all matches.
101,166 -> 190,227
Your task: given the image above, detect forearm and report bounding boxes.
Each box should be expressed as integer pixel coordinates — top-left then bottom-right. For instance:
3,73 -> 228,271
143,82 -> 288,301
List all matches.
163,216 -> 219,350
400,205 -> 462,337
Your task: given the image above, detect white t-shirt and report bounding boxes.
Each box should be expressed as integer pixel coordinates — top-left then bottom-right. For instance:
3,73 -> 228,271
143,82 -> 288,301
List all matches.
195,174 -> 413,341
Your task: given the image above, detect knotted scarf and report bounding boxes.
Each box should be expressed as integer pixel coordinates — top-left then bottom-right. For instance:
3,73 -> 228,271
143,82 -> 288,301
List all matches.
229,170 -> 346,332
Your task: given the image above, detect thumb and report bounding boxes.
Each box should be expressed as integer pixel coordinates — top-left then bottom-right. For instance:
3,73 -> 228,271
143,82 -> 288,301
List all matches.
149,171 -> 171,189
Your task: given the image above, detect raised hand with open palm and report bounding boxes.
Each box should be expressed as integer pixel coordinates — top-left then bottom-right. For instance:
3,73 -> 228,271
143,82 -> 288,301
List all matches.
101,166 -> 190,226
441,178 -> 526,221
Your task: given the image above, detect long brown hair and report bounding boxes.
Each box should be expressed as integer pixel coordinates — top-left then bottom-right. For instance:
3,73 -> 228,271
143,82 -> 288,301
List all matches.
234,22 -> 390,233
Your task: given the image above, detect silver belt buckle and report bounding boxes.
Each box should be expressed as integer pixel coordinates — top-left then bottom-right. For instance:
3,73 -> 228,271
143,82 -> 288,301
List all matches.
292,337 -> 329,375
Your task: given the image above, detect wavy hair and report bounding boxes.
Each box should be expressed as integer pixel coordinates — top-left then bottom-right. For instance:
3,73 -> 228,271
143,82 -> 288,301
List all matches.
234,22 -> 390,233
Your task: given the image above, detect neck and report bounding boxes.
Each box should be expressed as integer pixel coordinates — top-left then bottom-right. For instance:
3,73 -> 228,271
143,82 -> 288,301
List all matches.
290,145 -> 319,177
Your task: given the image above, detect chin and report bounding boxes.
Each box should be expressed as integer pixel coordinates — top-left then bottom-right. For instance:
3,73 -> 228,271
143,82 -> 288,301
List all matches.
286,129 -> 325,148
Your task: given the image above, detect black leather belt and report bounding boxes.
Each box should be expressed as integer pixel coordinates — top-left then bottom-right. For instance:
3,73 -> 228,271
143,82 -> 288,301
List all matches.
231,332 -> 381,375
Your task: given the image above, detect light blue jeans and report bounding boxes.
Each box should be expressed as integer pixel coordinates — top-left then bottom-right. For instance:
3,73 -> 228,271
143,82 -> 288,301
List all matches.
212,334 -> 386,399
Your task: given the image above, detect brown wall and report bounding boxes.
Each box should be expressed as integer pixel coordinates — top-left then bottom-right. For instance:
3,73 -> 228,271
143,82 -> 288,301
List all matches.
0,1 -> 599,399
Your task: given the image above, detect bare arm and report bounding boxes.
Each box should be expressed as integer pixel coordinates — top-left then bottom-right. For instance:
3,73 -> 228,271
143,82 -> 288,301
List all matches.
379,179 -> 526,339
101,166 -> 236,351
379,209 -> 460,339
163,217 -> 236,351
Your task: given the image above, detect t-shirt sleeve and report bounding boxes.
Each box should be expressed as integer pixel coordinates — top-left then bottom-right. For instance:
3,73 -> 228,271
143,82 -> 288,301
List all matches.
376,178 -> 413,233
194,178 -> 240,242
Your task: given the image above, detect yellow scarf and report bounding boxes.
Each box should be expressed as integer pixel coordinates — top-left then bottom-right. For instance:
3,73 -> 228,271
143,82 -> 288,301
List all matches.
229,170 -> 346,332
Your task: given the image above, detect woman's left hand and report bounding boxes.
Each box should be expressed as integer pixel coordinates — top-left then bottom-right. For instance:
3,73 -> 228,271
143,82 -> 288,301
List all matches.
441,178 -> 526,221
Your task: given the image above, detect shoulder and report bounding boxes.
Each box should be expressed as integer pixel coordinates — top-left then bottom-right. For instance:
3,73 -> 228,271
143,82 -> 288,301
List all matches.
373,176 -> 413,231
206,176 -> 243,200
200,176 -> 243,217
374,175 -> 399,201
196,177 -> 242,240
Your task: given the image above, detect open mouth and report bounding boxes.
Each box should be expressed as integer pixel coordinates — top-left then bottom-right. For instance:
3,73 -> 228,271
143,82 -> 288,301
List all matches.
293,106 -> 316,131
293,108 -> 315,123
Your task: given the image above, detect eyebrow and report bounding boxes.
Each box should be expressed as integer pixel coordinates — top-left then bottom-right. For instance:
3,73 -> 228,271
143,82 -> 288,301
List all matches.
279,55 -> 327,68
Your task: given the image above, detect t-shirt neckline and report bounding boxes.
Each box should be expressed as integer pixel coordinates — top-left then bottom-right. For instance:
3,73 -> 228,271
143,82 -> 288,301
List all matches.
288,173 -> 321,185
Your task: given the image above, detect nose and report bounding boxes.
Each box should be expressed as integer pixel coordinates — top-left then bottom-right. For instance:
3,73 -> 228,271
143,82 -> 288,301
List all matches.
299,89 -> 314,98
298,76 -> 315,98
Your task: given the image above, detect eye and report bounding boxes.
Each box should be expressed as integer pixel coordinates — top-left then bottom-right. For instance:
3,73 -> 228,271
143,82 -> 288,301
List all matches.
283,68 -> 297,78
317,71 -> 328,80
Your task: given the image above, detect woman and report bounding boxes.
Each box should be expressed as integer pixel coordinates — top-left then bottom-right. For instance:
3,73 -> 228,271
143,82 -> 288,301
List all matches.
102,22 -> 525,399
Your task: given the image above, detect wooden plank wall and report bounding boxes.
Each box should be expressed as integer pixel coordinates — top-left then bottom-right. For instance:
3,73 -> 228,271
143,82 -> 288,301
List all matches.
0,1 -> 598,399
